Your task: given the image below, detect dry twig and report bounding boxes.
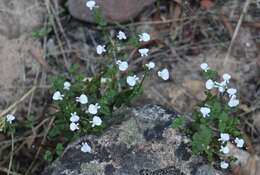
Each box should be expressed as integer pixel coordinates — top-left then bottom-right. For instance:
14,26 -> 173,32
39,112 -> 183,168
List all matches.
223,0 -> 252,67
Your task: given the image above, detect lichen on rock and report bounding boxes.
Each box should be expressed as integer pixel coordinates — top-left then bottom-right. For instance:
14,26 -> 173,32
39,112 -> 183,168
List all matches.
42,105 -> 224,175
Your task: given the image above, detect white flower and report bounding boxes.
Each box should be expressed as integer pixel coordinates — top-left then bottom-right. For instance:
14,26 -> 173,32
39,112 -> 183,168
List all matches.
76,94 -> 88,104
219,133 -> 230,142
96,45 -> 106,55
223,73 -> 231,83
220,145 -> 230,154
116,60 -> 128,71
138,48 -> 149,57
117,31 -> 127,40
200,63 -> 209,72
70,122 -> 79,131
86,0 -> 96,10
81,142 -> 92,153
200,107 -> 211,118
228,95 -> 239,107
6,114 -> 15,124
205,79 -> 214,90
145,61 -> 155,70
70,112 -> 80,123
158,68 -> 170,80
214,81 -> 227,93
234,137 -> 245,148
52,91 -> 64,101
63,81 -> 71,90
90,116 -> 102,127
126,75 -> 139,87
220,161 -> 229,169
139,32 -> 150,42
88,103 -> 101,115
227,88 -> 237,97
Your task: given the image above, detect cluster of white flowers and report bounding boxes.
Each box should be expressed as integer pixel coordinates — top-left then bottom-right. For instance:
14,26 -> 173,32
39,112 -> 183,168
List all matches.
115,31 -> 169,87
70,112 -> 80,131
52,82 -> 103,135
218,132 -> 245,169
200,63 -> 245,169
201,63 -> 239,108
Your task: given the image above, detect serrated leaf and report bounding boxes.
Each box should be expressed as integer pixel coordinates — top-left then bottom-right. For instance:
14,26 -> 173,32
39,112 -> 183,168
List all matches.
192,125 -> 212,154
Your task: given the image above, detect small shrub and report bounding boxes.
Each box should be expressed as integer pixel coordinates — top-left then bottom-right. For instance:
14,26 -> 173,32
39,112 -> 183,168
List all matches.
172,63 -> 245,169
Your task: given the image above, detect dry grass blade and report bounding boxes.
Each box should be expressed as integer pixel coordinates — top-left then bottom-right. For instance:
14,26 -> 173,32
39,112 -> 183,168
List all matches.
0,86 -> 37,118
25,117 -> 55,175
0,166 -> 22,175
223,0 -> 252,68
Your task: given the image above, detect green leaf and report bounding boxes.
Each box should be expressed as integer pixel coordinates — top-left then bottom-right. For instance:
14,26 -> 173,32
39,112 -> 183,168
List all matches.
92,8 -> 107,27
31,27 -> 52,39
68,64 -> 80,76
192,125 -> 212,154
171,117 -> 185,129
51,77 -> 65,92
202,69 -> 218,80
44,150 -> 53,162
55,143 -> 64,156
128,36 -> 140,48
48,123 -> 65,138
218,112 -> 229,132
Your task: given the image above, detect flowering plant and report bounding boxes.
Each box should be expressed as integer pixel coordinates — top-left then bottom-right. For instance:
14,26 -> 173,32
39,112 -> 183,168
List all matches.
49,0 -> 170,154
172,63 -> 245,169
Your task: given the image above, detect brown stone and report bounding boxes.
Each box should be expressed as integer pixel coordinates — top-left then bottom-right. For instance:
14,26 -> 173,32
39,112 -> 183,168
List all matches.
68,0 -> 156,23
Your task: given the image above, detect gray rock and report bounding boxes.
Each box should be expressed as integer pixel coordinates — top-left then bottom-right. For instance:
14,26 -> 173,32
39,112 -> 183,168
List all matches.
68,0 -> 156,23
195,165 -> 220,175
42,105 -> 224,175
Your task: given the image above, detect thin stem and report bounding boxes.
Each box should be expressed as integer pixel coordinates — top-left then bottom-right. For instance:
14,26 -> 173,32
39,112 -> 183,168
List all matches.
7,133 -> 14,175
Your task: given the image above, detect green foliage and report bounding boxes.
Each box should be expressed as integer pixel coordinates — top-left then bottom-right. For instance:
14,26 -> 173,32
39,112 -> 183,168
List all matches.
43,150 -> 53,162
202,69 -> 218,80
191,125 -> 212,154
25,115 -> 35,129
173,67 -> 243,164
49,7 -> 151,149
92,8 -> 107,28
31,27 -> 52,39
171,116 -> 185,129
55,143 -> 64,156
